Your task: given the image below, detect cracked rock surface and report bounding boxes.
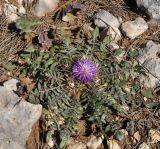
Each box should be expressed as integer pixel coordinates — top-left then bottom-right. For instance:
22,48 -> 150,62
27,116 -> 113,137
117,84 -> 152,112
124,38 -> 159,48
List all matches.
138,41 -> 160,88
136,0 -> 160,22
0,79 -> 42,149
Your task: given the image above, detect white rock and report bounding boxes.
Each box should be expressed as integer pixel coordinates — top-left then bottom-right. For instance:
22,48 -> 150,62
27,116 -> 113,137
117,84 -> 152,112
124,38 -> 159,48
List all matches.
18,5 -> 26,14
138,40 -> 160,88
87,135 -> 104,149
121,129 -> 128,136
3,3 -> 19,22
108,139 -> 121,149
95,9 -> 121,45
144,97 -> 148,101
34,0 -> 59,17
3,79 -> 20,91
0,79 -> 42,149
121,17 -> 148,39
68,141 -> 86,149
133,131 -> 141,143
48,140 -> 54,148
149,129 -> 160,143
136,0 -> 160,22
3,1 -> 26,22
138,143 -> 150,149
95,9 -> 121,28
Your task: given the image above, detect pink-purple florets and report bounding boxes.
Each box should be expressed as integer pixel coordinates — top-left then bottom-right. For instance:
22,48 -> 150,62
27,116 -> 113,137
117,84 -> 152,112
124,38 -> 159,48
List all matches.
72,59 -> 97,82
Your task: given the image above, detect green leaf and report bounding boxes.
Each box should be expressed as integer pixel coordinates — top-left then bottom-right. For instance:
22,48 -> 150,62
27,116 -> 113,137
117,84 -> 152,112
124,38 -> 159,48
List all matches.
63,37 -> 71,46
114,130 -> 125,141
141,89 -> 154,99
45,58 -> 54,68
92,27 -> 99,40
16,17 -> 42,32
46,130 -> 54,143
3,63 -> 16,71
25,46 -> 36,52
103,36 -> 112,45
114,48 -> 124,56
20,52 -> 31,61
128,49 -> 138,58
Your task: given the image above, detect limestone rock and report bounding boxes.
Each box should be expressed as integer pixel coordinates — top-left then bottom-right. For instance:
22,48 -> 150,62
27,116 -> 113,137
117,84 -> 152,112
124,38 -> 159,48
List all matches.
138,143 -> 150,149
107,27 -> 121,43
121,17 -> 148,39
0,79 -> 42,149
95,9 -> 122,45
3,3 -> 19,22
95,9 -> 121,28
34,0 -> 59,17
136,0 -> 160,22
3,0 -> 26,22
138,40 -> 160,88
87,135 -> 104,149
133,131 -> 141,143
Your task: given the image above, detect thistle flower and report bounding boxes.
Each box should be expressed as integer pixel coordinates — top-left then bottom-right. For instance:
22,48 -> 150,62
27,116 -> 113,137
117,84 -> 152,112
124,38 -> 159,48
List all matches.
72,59 -> 97,82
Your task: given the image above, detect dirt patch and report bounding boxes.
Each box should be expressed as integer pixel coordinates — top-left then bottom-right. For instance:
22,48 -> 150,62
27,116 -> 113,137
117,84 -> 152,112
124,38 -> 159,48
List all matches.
26,121 -> 40,149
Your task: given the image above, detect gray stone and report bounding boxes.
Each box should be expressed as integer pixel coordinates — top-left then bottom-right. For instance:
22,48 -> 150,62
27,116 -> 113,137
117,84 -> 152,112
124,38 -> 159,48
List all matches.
121,17 -> 148,39
3,3 -> 19,22
3,0 -> 26,22
138,40 -> 160,88
34,0 -> 59,17
95,9 -> 122,45
3,79 -> 19,91
107,27 -> 121,43
136,0 -> 160,22
0,79 -> 42,149
95,9 -> 121,28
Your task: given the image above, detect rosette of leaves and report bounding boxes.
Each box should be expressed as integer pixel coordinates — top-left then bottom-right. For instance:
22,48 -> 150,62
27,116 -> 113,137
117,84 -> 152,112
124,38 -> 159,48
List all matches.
20,28 -> 153,148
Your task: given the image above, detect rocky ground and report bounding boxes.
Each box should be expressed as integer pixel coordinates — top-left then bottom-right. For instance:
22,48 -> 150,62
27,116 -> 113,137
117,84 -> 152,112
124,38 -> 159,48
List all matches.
0,0 -> 160,149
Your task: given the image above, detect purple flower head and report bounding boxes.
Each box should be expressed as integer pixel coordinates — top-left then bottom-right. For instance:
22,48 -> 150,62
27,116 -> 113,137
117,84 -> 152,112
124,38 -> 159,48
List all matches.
72,59 -> 97,82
